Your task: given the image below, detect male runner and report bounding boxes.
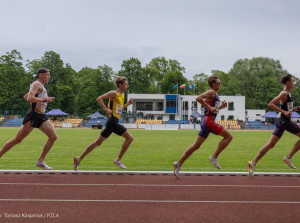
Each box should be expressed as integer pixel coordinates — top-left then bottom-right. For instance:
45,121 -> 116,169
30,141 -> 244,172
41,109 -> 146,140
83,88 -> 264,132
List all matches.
74,76 -> 133,170
173,75 -> 233,178
0,68 -> 57,170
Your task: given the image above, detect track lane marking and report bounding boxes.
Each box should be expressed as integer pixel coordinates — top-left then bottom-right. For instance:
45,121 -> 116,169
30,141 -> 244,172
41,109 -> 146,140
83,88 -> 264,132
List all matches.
0,183 -> 299,188
0,199 -> 299,204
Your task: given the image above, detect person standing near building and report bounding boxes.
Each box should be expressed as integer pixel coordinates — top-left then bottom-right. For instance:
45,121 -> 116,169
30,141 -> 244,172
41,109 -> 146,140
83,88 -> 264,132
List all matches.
248,74 -> 300,177
173,75 -> 233,178
0,68 -> 57,170
74,76 -> 133,171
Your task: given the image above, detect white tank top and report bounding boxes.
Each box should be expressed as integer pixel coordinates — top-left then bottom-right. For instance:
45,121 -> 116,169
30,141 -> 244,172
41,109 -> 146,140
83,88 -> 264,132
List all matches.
30,82 -> 48,114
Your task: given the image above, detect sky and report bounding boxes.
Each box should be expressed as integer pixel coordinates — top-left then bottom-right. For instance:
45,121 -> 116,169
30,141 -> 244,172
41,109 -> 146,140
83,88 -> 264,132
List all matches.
1,0 -> 300,79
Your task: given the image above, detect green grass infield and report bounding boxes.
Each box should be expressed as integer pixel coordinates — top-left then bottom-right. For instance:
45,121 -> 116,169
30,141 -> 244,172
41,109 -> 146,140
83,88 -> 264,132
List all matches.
0,128 -> 299,172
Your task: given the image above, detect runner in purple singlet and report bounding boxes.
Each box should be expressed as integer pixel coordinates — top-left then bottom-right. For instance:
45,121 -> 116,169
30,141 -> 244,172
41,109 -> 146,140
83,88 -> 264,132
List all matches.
248,74 -> 300,177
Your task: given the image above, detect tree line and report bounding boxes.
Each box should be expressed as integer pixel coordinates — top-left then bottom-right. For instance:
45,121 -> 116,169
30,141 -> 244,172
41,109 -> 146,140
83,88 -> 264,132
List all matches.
0,49 -> 299,118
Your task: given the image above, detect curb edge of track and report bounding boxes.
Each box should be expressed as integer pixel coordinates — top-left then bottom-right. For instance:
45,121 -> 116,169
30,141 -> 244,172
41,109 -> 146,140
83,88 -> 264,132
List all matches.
0,170 -> 299,177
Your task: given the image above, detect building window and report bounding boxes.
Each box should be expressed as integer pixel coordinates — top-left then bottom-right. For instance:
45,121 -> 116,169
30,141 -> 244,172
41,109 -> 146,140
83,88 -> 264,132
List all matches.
183,101 -> 188,110
156,102 -> 163,111
136,102 -> 153,111
168,100 -> 175,107
228,115 -> 234,120
169,115 -> 175,120
221,115 -> 225,120
166,95 -> 178,114
228,102 -> 234,111
192,101 -> 197,108
256,114 -> 261,116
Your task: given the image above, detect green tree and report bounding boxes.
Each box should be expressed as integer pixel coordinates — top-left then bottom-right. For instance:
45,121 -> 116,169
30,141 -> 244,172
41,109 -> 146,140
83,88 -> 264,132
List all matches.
119,58 -> 150,93
251,77 -> 282,109
191,73 -> 209,95
211,70 -> 240,96
76,66 -> 114,117
229,57 -> 287,108
26,51 -> 77,114
291,76 -> 300,107
161,71 -> 187,94
145,57 -> 186,93
0,50 -> 30,113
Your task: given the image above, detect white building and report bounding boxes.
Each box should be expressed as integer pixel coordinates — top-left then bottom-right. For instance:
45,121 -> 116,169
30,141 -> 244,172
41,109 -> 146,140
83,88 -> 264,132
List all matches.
127,94 -> 246,121
245,109 -> 266,121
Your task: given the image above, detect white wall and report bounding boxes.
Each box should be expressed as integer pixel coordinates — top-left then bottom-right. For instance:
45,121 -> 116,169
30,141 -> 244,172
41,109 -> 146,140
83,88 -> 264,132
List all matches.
246,109 -> 266,121
217,95 -> 245,121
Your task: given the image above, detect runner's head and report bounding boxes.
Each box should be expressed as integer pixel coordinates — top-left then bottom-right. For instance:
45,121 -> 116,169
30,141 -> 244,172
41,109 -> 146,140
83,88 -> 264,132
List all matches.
207,75 -> 221,91
207,75 -> 220,87
280,73 -> 294,89
35,68 -> 51,84
280,73 -> 293,84
115,76 -> 128,91
35,68 -> 50,78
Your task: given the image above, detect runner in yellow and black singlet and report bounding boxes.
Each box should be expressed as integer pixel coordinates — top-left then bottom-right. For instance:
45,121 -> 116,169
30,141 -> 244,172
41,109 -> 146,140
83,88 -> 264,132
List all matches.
74,76 -> 134,170
101,91 -> 127,138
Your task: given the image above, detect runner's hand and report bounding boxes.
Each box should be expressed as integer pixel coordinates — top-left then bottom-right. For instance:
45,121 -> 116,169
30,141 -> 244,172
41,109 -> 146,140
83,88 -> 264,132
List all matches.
210,107 -> 217,113
105,109 -> 113,115
221,100 -> 227,109
47,97 -> 55,103
128,98 -> 133,105
283,111 -> 291,117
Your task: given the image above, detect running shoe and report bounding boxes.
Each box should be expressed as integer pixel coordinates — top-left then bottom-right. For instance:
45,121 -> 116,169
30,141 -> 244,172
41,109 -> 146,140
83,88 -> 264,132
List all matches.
173,162 -> 180,179
282,156 -> 296,169
35,161 -> 52,170
209,156 -> 221,169
114,159 -> 126,169
248,161 -> 255,178
74,156 -> 80,171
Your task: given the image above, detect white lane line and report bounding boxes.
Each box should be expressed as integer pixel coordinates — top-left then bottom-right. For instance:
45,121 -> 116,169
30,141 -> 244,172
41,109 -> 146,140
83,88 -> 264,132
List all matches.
0,199 -> 299,204
0,183 -> 299,188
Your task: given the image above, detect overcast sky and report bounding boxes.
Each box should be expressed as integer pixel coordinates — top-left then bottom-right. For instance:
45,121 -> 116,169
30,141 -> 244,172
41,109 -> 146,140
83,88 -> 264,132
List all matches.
1,0 -> 300,79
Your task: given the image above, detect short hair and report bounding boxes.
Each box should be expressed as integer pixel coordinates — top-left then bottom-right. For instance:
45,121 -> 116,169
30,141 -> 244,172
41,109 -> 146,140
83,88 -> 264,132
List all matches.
35,68 -> 50,78
207,75 -> 219,87
280,73 -> 293,84
114,76 -> 127,88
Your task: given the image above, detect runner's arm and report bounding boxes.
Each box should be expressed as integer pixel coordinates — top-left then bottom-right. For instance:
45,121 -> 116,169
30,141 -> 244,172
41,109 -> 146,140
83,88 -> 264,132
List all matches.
268,91 -> 291,116
26,82 -> 44,103
24,93 -> 28,101
97,91 -> 117,115
123,98 -> 133,109
196,90 -> 216,113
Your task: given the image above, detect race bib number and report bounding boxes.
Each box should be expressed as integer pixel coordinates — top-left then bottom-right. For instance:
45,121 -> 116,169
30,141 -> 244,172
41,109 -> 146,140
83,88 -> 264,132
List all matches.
35,102 -> 47,113
215,101 -> 221,113
116,104 -> 123,116
288,102 -> 293,112
41,102 -> 47,109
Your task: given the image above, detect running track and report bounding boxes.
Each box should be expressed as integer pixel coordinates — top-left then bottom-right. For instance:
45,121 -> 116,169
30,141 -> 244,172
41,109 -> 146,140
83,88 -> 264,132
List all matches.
0,172 -> 299,223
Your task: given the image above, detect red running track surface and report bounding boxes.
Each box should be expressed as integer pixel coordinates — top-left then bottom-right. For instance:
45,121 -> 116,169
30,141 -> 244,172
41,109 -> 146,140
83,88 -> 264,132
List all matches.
0,174 -> 299,223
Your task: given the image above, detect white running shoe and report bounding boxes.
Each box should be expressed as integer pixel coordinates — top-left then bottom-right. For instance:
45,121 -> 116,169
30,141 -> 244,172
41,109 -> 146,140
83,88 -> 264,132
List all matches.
282,156 -> 296,169
74,156 -> 80,171
114,159 -> 126,169
248,161 -> 255,178
173,162 -> 181,179
35,161 -> 52,170
209,156 -> 221,169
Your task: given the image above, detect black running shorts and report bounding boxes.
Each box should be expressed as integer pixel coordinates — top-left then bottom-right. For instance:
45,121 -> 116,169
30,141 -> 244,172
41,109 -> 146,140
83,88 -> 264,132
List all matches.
100,117 -> 127,138
22,110 -> 49,128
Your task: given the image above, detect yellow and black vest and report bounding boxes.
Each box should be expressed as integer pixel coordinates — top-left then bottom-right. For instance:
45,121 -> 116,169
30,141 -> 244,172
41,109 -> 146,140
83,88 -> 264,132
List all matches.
108,91 -> 124,119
